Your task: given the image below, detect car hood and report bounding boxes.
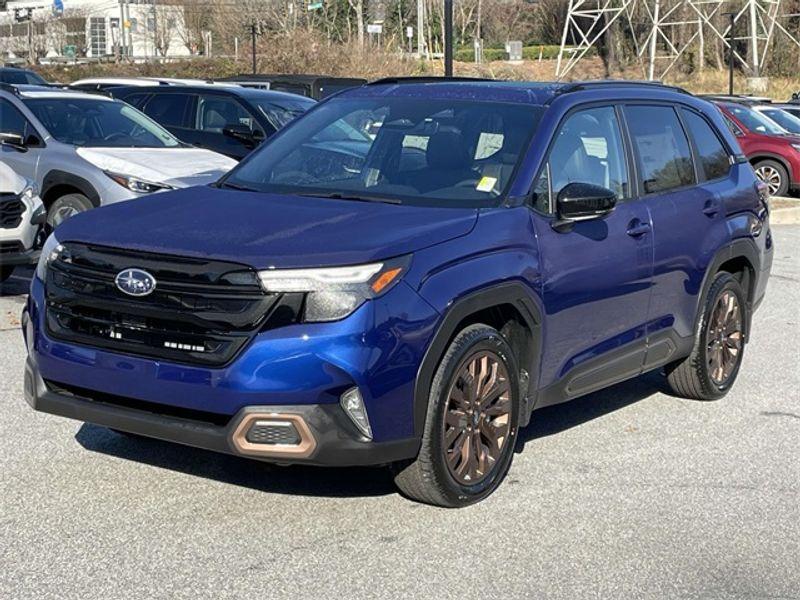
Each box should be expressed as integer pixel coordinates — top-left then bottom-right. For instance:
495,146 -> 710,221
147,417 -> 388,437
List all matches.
54,187 -> 479,269
76,147 -> 237,188
0,161 -> 26,194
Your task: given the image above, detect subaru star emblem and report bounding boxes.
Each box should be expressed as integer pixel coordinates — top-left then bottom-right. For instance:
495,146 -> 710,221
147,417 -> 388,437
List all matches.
115,268 -> 157,297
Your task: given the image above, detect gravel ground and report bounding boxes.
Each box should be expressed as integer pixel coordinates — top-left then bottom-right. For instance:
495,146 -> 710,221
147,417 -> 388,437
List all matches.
1,228 -> 798,600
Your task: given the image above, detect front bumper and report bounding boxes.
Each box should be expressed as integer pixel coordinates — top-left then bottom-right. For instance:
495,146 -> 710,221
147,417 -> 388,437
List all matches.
23,355 -> 419,466
0,193 -> 44,266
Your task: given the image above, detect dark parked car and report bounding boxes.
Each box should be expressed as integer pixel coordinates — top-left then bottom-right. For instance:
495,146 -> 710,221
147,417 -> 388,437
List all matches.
112,84 -> 315,160
218,74 -> 367,100
24,79 -> 772,507
0,67 -> 47,85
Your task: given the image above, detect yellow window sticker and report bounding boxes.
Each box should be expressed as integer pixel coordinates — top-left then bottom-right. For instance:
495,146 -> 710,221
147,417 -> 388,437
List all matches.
476,176 -> 497,192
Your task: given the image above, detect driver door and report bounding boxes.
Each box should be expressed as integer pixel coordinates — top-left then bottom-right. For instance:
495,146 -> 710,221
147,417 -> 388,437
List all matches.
532,105 -> 654,397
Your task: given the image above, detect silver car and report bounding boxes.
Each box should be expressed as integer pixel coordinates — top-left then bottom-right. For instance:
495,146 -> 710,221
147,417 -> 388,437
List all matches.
0,162 -> 45,283
0,85 -> 237,227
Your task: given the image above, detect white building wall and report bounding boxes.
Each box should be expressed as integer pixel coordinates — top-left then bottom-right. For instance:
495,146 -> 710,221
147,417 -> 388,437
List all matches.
0,0 -> 192,61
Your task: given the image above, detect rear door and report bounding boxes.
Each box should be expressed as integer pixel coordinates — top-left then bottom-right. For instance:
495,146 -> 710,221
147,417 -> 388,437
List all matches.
138,91 -> 196,144
533,105 -> 654,396
192,93 -> 265,160
622,104 -> 729,367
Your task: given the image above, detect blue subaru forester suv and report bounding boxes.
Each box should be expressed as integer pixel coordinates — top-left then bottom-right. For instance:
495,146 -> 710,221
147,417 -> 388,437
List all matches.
22,79 -> 772,506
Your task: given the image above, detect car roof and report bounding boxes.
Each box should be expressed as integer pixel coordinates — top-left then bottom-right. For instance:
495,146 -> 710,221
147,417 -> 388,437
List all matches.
9,84 -> 114,101
111,84 -> 316,103
221,74 -> 367,84
337,78 -> 692,106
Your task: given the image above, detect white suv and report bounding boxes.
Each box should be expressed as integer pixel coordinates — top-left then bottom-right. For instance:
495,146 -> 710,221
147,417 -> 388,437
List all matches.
0,84 -> 237,227
0,162 -> 45,283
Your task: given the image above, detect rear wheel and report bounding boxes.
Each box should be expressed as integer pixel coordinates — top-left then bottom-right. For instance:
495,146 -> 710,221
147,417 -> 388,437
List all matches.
753,159 -> 789,197
665,272 -> 747,400
393,324 -> 520,507
0,265 -> 14,283
46,193 -> 93,229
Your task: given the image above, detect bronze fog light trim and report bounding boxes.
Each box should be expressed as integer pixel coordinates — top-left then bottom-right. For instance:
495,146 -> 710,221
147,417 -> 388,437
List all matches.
231,413 -> 317,459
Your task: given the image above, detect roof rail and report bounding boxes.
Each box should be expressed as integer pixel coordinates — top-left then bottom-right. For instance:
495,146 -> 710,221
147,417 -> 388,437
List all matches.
0,82 -> 20,96
368,76 -> 495,86
556,80 -> 691,96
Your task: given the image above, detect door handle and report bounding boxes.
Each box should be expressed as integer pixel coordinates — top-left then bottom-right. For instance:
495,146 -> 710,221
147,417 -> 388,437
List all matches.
703,199 -> 720,217
626,219 -> 651,237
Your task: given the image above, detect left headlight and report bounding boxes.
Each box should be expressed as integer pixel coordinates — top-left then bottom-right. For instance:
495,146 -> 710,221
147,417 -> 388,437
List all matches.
105,171 -> 174,194
258,256 -> 410,322
36,233 -> 63,280
21,181 -> 39,203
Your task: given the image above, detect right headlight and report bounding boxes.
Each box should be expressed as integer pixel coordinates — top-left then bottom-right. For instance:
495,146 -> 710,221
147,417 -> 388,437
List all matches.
35,233 -> 63,281
257,256 -> 410,322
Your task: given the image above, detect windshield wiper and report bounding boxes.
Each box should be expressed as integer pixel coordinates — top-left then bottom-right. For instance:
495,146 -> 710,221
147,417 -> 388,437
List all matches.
293,191 -> 402,205
219,181 -> 260,192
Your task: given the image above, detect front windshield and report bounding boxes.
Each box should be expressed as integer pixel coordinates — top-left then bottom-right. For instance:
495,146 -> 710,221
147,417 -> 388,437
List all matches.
223,96 -> 542,207
24,97 -> 181,148
726,104 -> 786,135
253,97 -> 315,130
760,108 -> 800,134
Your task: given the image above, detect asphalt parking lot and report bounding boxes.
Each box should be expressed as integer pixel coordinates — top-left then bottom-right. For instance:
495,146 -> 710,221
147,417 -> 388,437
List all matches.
1,227 -> 798,600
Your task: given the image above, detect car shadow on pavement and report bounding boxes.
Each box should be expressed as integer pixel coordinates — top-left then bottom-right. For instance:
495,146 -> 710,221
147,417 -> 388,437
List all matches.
74,423 -> 398,498
515,370 -> 669,451
74,370 -> 670,499
0,266 -> 33,297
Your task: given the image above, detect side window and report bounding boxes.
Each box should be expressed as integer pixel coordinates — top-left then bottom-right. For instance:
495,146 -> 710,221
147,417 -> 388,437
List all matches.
681,109 -> 731,181
625,105 -> 695,194
142,93 -> 192,128
196,95 -> 262,134
533,106 -> 628,213
0,98 -> 32,138
121,93 -> 151,110
723,114 -> 743,137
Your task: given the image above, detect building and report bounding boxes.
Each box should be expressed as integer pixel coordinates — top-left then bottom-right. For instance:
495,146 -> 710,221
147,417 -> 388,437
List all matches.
0,0 -> 194,62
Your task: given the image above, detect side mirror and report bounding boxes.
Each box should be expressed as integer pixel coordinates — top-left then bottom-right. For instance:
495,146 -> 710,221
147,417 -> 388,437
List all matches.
223,124 -> 258,148
553,182 -> 617,231
0,133 -> 26,151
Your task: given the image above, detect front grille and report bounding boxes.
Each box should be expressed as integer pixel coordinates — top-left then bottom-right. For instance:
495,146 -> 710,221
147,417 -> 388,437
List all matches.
45,243 -> 304,366
0,193 -> 25,229
0,241 -> 24,255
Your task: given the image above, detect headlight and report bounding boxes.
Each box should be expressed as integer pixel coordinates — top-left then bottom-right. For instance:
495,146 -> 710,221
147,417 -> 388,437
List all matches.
105,171 -> 174,194
21,181 -> 39,202
258,256 -> 409,322
36,233 -> 63,280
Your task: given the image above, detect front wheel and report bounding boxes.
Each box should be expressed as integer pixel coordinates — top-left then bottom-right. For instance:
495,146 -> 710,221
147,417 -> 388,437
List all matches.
753,159 -> 789,197
393,324 -> 520,507
665,272 -> 748,400
46,193 -> 93,229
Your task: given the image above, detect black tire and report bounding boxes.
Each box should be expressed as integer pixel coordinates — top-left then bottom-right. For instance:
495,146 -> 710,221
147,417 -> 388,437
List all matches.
46,193 -> 93,229
393,324 -> 521,507
753,159 -> 789,197
0,264 -> 14,283
665,272 -> 748,400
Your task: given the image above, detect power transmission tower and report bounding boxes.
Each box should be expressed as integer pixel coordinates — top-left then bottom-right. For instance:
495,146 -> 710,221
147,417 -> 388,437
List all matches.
556,0 -> 800,81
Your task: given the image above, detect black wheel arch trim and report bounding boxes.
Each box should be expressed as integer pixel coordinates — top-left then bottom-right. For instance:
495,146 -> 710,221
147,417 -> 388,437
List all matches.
41,170 -> 101,208
413,281 -> 543,436
695,238 -> 761,338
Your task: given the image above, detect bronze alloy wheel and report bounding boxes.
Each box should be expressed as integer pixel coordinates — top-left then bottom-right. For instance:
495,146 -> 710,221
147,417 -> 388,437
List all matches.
705,290 -> 744,386
442,351 -> 512,485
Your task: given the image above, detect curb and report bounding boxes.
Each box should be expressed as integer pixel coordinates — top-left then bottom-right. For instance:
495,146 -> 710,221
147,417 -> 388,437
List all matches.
770,206 -> 800,225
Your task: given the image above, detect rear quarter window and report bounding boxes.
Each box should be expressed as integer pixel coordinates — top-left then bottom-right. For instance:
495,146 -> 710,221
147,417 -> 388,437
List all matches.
680,109 -> 731,181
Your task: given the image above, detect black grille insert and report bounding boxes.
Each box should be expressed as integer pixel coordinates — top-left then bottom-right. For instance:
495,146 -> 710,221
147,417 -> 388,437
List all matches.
0,193 -> 25,229
45,243 -> 303,366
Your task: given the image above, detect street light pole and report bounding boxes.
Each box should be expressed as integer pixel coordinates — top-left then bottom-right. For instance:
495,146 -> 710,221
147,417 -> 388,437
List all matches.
444,0 -> 453,77
251,21 -> 258,75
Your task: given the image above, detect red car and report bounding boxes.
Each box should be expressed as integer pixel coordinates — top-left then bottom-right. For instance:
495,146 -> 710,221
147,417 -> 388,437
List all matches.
714,100 -> 800,196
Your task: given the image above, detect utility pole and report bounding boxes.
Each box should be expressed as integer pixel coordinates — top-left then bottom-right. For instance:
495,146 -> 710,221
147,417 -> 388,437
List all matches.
152,0 -> 158,59
444,0 -> 453,76
725,12 -> 735,95
250,21 -> 259,75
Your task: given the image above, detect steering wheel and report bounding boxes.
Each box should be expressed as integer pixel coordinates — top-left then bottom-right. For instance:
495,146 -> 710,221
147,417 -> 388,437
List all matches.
103,132 -> 129,143
454,178 -> 482,189
272,170 -> 317,185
